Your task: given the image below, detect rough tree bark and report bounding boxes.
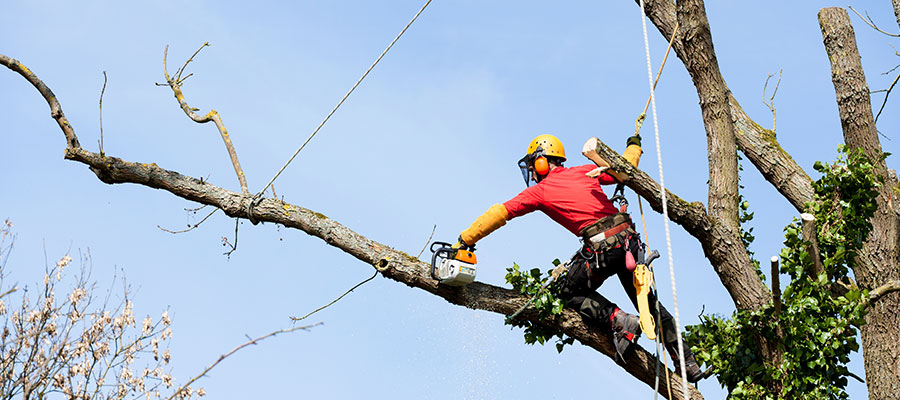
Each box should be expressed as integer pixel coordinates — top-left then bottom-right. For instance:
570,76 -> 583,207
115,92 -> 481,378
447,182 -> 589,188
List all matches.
819,8 -> 900,398
635,0 -> 900,396
637,0 -> 815,211
894,0 -> 900,30
0,54 -> 702,400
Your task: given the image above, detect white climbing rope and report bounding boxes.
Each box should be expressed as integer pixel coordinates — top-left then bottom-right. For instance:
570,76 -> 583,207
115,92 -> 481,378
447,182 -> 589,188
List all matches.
637,1 -> 690,398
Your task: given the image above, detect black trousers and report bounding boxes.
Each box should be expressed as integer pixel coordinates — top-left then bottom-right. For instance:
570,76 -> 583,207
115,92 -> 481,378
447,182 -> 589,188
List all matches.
559,235 -> 679,345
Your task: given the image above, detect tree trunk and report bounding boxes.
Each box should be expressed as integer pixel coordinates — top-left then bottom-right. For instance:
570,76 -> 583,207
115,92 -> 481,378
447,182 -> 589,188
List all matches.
636,0 -> 816,212
819,7 -> 900,399
894,0 -> 900,31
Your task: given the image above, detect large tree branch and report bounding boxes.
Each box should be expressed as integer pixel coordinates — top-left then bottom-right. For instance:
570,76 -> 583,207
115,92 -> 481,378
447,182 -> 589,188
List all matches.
594,141 -> 771,311
0,54 -> 703,400
162,44 -> 250,194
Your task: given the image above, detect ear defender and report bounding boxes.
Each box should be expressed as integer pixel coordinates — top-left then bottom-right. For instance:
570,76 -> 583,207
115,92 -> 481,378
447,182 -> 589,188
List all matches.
533,156 -> 549,176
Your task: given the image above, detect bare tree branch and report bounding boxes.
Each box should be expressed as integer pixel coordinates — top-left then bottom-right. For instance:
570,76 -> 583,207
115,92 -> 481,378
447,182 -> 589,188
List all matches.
762,69 -> 782,132
290,271 -> 377,322
168,322 -> 323,400
98,71 -> 107,156
0,52 -> 703,400
415,224 -> 437,259
157,208 -> 219,234
848,6 -> 900,37
874,70 -> 900,124
162,43 -> 249,194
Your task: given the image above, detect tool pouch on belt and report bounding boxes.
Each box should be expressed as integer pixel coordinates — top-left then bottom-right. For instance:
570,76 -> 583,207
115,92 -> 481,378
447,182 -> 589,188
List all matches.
580,213 -> 635,253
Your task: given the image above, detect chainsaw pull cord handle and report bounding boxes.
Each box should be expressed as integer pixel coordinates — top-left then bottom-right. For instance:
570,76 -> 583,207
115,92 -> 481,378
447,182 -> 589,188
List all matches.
430,241 -> 457,281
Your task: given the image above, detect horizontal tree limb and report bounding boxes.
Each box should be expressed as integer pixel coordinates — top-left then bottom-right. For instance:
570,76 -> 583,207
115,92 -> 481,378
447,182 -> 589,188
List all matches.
1,53 -> 702,399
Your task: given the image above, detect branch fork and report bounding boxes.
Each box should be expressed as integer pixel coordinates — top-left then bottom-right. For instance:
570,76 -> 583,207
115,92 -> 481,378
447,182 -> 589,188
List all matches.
163,43 -> 249,194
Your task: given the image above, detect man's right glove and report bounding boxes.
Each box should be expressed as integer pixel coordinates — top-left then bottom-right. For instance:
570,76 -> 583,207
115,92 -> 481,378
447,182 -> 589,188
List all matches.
451,236 -> 468,250
623,135 -> 642,168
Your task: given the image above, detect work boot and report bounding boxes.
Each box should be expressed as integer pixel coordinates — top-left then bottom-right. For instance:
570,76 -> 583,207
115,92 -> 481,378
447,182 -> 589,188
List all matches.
609,308 -> 641,363
667,340 -> 704,383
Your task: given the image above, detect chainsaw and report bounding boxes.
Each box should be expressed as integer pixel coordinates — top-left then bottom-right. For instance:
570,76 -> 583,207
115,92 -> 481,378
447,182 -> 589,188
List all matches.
430,241 -> 477,286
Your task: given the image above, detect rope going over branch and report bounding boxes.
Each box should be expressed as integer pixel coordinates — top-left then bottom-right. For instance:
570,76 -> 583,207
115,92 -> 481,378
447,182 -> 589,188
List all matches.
257,0 -> 433,198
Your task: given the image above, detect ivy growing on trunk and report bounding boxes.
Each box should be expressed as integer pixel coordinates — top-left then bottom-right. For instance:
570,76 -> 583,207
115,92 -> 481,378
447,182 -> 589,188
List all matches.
686,146 -> 885,399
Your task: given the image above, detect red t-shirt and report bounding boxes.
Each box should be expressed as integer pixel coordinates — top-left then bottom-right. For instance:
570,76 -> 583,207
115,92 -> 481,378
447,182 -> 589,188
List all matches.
503,164 -> 619,235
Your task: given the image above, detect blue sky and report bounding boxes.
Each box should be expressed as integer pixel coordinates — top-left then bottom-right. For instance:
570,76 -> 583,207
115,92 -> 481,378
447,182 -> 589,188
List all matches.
2,1 -> 898,398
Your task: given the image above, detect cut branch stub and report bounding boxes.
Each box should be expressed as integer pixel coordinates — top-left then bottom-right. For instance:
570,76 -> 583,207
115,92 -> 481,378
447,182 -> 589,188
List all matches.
800,213 -> 824,278
162,44 -> 249,194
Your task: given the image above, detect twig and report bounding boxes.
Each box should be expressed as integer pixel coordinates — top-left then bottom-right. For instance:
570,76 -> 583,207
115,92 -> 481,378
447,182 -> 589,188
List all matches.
848,371 -> 866,383
167,322 -> 322,400
0,285 -> 18,300
874,71 -> 900,125
290,271 -> 378,322
157,208 -> 218,234
884,64 -> 900,76
174,42 -> 209,83
223,219 -> 239,257
415,224 -> 437,259
98,71 -> 107,157
162,43 -> 249,194
848,6 -> 900,37
185,204 -> 208,213
762,69 -> 782,132
270,183 -> 278,199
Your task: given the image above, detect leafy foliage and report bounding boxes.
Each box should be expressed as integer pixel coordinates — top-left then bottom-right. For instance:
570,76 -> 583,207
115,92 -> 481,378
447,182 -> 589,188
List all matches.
685,146 -> 883,399
504,260 -> 574,353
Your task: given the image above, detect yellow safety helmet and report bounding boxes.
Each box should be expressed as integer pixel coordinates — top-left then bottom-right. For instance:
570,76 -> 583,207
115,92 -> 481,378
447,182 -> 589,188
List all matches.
526,134 -> 566,160
517,134 -> 566,186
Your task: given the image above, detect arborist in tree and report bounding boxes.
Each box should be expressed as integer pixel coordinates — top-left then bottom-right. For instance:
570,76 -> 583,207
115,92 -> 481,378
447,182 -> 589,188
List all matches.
451,134 -> 703,382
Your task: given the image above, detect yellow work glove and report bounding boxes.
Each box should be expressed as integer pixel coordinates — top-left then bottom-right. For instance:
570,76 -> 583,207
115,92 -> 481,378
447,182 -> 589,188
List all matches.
460,204 -> 508,246
623,135 -> 642,168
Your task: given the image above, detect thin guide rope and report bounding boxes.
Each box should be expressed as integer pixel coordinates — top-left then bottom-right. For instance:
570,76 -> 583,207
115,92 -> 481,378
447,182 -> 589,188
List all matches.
638,0 -> 690,398
258,0 -> 433,197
